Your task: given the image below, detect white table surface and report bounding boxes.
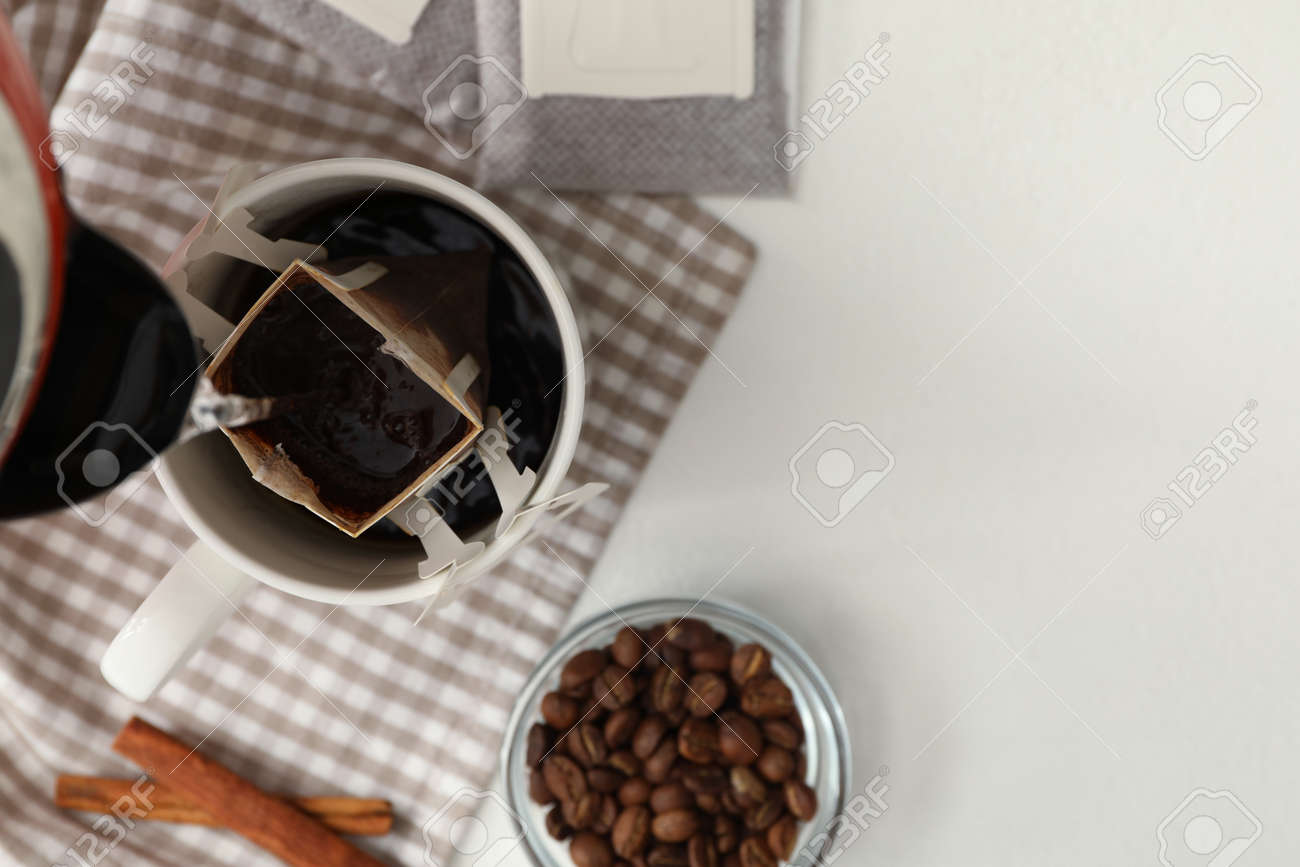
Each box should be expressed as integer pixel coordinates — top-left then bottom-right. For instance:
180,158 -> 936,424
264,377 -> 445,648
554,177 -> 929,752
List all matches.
461,3 -> 1300,865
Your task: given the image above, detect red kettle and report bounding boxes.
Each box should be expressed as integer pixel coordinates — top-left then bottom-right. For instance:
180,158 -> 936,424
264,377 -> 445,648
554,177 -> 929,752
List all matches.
0,11 -> 197,518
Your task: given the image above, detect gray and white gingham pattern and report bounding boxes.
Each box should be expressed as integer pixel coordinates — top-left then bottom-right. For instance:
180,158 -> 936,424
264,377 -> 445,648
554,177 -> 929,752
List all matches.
0,0 -> 754,863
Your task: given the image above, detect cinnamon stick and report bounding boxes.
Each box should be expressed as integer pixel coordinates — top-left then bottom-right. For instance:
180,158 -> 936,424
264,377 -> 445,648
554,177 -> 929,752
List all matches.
112,717 -> 387,867
55,775 -> 392,836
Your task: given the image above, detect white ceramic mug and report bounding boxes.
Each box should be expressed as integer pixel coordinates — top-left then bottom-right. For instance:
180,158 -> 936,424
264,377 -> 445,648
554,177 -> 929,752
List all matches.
100,158 -> 585,702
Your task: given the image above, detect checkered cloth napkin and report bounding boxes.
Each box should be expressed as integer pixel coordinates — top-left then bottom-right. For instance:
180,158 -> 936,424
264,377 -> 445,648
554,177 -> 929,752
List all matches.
0,0 -> 754,863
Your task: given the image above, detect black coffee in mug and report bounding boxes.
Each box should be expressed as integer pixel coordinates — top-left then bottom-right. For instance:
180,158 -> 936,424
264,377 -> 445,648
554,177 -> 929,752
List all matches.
221,191 -> 567,539
225,274 -> 476,524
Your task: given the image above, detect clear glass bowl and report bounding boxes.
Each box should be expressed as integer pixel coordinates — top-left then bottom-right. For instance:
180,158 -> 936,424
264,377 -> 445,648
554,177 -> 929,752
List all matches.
500,597 -> 852,867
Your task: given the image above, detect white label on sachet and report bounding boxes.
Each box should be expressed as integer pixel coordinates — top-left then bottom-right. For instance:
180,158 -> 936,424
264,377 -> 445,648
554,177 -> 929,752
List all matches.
317,0 -> 428,44
521,0 -> 755,99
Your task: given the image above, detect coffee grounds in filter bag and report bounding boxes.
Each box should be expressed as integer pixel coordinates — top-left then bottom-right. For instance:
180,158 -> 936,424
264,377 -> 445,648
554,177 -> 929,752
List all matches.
227,280 -> 469,516
207,252 -> 490,536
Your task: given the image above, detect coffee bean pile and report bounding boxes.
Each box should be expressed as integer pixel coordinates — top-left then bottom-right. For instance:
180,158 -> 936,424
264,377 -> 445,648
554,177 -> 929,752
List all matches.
525,618 -> 818,867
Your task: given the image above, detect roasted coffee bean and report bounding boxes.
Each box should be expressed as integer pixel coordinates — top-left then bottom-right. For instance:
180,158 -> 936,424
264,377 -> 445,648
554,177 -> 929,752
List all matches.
729,766 -> 766,807
714,816 -> 740,854
547,805 -> 574,841
720,790 -> 744,816
640,688 -> 659,714
755,746 -> 794,782
644,739 -> 679,784
595,665 -> 638,710
570,723 -> 609,766
640,625 -> 669,665
542,691 -> 581,730
571,832 -> 614,867
566,791 -> 602,830
664,618 -> 713,651
647,844 -> 689,867
564,680 -> 594,700
652,809 -> 700,843
553,728 -> 573,760
528,723 -> 554,767
744,797 -> 783,832
687,833 -> 718,867
685,673 -> 727,718
594,795 -> 620,835
739,677 -> 794,719
650,781 -> 694,814
632,715 -> 670,760
664,705 -> 689,727
651,667 -> 686,714
794,751 -> 806,780
783,780 -> 817,821
563,650 -> 610,690
531,769 -> 558,805
580,695 -> 604,722
678,718 -> 719,764
543,755 -> 588,802
609,750 -> 642,777
717,713 -> 762,765
605,708 -> 642,748
659,643 -> 689,671
759,719 -> 801,750
766,815 -> 797,860
619,777 -> 651,806
737,837 -> 776,867
589,767 -> 627,794
681,765 -> 728,795
689,643 -> 732,673
611,805 -> 651,858
721,854 -> 742,867
612,626 -> 648,669
694,793 -> 721,813
729,645 -> 771,687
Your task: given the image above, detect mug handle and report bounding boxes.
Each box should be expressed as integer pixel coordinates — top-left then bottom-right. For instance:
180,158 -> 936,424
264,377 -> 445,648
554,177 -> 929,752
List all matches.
100,540 -> 254,701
